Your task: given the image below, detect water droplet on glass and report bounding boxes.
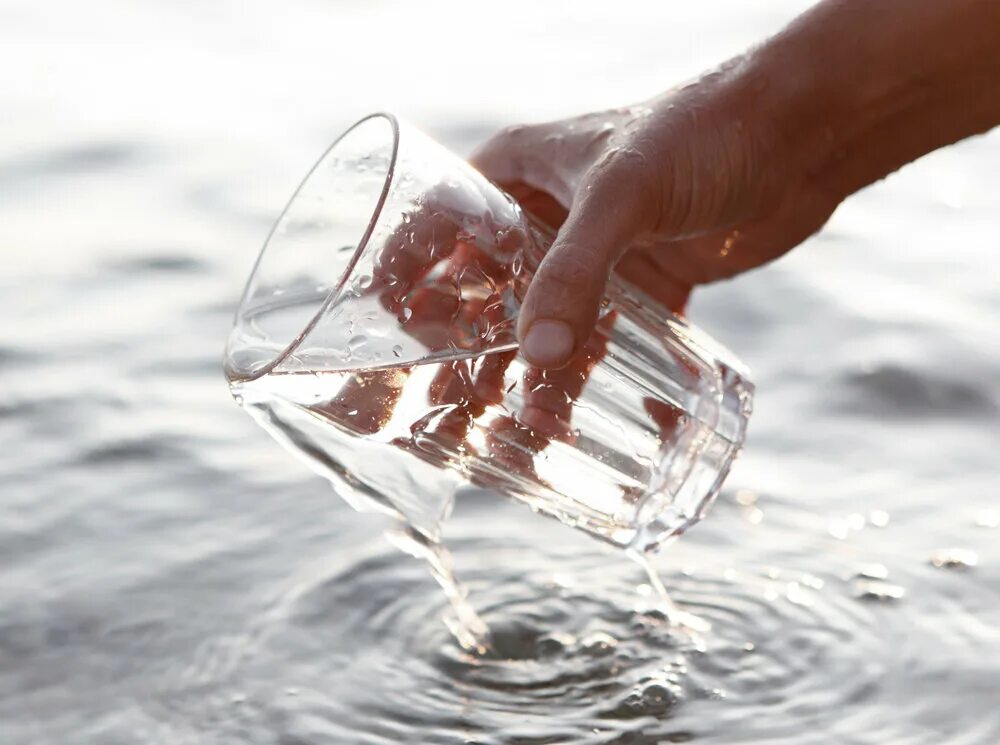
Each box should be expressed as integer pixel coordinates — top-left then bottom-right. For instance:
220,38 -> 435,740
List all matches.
348,335 -> 367,355
392,344 -> 403,358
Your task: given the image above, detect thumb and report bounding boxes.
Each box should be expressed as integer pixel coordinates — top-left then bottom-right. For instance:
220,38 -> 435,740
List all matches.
518,152 -> 656,368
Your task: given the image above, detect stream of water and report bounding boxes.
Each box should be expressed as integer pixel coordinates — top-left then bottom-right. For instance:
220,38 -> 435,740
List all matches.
4,1 -> 1000,742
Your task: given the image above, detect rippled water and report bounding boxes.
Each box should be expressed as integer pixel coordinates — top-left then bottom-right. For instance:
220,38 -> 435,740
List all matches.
4,1 -> 1000,743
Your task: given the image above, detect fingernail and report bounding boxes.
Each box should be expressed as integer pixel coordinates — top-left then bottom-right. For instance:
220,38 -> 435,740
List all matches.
521,319 -> 575,367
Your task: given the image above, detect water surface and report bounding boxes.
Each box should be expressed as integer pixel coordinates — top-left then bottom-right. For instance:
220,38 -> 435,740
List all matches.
3,1 -> 999,742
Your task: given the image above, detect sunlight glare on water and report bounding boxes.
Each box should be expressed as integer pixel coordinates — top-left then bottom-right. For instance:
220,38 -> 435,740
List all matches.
3,1 -> 1000,743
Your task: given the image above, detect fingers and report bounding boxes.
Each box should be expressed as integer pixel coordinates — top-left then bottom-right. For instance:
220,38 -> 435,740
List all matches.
370,198 -> 463,319
315,368 -> 409,435
614,250 -> 692,314
518,151 -> 657,368
470,125 -> 575,208
504,183 -> 569,232
518,311 -> 614,439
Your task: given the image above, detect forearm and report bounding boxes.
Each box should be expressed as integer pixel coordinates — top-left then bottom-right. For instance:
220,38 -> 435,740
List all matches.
753,0 -> 1000,199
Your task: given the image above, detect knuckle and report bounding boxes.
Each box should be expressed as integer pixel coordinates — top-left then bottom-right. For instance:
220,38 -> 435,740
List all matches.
589,143 -> 663,230
493,124 -> 537,150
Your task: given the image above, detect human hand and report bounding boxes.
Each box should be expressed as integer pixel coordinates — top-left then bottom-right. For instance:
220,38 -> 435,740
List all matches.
309,196 -> 627,481
472,0 -> 1000,371
471,66 -> 840,369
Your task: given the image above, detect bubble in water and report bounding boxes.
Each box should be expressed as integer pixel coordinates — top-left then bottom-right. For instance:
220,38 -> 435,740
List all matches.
580,630 -> 618,656
615,676 -> 682,718
392,345 -> 403,358
930,548 -> 978,570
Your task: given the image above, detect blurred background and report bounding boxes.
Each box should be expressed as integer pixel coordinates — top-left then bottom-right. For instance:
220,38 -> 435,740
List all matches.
3,1 -> 999,743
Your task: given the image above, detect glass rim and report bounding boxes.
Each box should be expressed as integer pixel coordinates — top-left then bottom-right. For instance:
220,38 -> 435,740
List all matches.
228,112 -> 401,380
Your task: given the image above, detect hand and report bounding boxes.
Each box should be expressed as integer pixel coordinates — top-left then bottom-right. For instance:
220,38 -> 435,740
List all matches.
471,65 -> 839,370
472,0 -> 1000,371
309,195 -> 688,485
310,195 -> 629,484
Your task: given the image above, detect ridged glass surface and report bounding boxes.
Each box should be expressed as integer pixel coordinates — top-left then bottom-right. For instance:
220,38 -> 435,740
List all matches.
226,114 -> 754,552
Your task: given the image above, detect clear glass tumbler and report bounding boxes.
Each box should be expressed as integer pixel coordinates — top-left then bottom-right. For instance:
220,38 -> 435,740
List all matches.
225,112 -> 753,552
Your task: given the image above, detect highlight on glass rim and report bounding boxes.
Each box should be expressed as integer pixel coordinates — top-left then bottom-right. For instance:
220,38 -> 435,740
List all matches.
7,2 -> 1000,743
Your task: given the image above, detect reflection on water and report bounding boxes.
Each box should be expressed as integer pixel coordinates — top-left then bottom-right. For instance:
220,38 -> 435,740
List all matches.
3,0 -> 1000,743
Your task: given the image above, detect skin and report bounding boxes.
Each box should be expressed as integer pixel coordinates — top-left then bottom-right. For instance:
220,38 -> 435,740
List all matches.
324,0 -> 1000,466
471,0 -> 1000,369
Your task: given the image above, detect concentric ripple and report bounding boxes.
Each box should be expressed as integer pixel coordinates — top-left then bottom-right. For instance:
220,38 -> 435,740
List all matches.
148,491 -> 1000,745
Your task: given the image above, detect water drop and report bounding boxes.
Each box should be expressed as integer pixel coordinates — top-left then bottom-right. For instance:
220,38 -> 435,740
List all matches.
347,335 -> 367,355
580,630 -> 617,656
618,678 -> 680,717
638,680 -> 679,711
392,345 -> 402,358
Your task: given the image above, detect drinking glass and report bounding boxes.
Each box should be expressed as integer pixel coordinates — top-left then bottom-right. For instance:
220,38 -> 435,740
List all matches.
225,112 -> 753,552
